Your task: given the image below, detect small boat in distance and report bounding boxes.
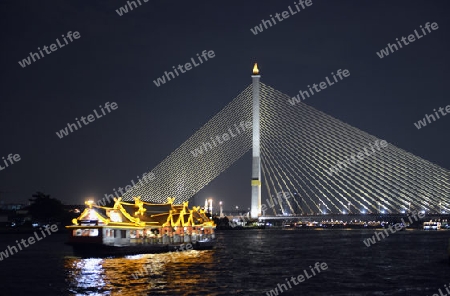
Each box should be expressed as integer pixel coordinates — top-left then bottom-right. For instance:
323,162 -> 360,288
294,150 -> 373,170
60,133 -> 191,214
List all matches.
423,220 -> 441,230
66,197 -> 216,257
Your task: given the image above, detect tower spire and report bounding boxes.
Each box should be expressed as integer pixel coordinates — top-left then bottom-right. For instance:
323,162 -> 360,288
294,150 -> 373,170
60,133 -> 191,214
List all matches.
253,63 -> 259,75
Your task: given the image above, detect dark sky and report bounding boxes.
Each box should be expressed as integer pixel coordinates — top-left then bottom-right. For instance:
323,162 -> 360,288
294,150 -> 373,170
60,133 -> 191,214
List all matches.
1,1 -> 449,210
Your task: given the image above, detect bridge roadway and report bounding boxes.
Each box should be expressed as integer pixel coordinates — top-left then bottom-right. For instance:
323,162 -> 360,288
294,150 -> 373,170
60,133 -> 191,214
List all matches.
257,213 -> 450,222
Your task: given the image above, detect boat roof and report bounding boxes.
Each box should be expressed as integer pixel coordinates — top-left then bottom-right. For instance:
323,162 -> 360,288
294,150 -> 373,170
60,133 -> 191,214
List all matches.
69,196 -> 215,228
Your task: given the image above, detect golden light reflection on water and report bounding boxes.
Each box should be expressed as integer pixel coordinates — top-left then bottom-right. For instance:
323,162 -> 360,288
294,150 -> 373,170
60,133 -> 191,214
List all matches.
65,250 -> 215,296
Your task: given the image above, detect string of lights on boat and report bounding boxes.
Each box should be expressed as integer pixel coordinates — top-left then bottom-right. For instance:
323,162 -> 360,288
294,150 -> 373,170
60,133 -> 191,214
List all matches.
123,82 -> 450,215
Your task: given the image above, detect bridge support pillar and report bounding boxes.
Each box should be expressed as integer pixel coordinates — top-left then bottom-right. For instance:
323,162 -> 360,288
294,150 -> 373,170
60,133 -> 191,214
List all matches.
251,63 -> 261,219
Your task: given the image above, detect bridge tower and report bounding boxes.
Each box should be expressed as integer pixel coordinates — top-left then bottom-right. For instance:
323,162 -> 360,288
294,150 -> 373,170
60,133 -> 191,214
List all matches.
251,63 -> 261,218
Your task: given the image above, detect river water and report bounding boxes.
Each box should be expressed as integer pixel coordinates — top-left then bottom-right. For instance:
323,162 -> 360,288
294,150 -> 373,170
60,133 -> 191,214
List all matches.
0,229 -> 449,295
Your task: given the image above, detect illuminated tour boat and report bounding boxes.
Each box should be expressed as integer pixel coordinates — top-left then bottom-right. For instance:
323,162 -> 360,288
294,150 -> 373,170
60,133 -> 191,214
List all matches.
66,197 -> 216,256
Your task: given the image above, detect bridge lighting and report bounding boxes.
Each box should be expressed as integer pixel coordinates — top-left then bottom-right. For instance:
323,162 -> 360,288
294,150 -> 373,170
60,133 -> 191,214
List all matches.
401,205 -> 407,214
253,63 -> 259,75
115,66 -> 450,219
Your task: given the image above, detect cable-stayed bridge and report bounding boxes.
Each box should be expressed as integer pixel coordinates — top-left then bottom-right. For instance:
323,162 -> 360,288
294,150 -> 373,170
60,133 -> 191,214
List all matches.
122,70 -> 450,217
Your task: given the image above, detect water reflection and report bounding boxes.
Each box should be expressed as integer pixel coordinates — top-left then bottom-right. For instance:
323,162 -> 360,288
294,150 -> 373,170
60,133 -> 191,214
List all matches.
65,250 -> 215,296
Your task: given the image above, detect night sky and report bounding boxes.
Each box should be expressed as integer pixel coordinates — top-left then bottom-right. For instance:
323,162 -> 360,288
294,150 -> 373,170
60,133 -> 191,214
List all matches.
1,1 -> 449,210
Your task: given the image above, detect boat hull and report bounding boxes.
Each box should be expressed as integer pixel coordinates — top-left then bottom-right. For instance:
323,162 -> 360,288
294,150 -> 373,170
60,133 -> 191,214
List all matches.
67,240 -> 215,257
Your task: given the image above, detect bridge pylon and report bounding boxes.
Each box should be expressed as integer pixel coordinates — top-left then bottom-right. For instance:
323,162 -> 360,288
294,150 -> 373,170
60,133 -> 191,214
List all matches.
251,63 -> 261,218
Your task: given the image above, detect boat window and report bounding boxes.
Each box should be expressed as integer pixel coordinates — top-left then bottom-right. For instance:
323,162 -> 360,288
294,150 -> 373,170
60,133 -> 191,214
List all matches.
121,230 -> 127,238
72,229 -> 99,237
